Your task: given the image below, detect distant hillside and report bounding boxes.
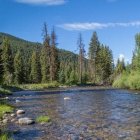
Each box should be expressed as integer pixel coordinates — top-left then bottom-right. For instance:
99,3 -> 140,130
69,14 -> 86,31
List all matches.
0,32 -> 41,47
0,32 -> 78,64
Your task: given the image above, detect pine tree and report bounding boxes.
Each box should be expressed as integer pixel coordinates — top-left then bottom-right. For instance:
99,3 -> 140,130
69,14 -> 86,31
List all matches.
40,23 -> 51,83
97,45 -> 113,84
115,58 -> 125,75
132,33 -> 140,71
88,32 -> 100,83
50,27 -> 59,82
30,51 -> 41,83
14,51 -> 24,84
1,37 -> 13,85
58,70 -> 65,84
77,33 -> 85,84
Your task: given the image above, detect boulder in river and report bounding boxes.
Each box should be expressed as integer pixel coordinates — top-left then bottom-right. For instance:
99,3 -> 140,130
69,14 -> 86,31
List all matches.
16,110 -> 25,115
18,117 -> 35,125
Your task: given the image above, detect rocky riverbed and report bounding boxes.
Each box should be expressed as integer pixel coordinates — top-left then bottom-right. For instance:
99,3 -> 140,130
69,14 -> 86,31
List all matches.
1,87 -> 140,140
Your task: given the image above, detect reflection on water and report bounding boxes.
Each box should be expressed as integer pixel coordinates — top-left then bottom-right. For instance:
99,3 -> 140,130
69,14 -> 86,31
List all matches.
11,89 -> 140,140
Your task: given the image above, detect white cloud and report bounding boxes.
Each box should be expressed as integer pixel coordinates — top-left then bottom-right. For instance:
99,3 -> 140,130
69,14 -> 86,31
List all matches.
119,54 -> 125,61
118,54 -> 130,64
58,21 -> 140,31
15,0 -> 66,5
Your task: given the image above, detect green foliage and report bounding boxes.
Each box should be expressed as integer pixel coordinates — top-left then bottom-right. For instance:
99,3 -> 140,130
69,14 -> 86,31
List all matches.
88,32 -> 114,84
0,31 -> 114,86
132,33 -> 140,71
14,51 -> 24,84
113,71 -> 129,88
1,38 -> 13,85
96,45 -> 114,84
0,104 -> 13,118
113,33 -> 140,90
18,82 -> 59,90
30,51 -> 41,83
88,32 -> 100,83
36,116 -> 51,123
50,28 -> 59,82
127,71 -> 140,90
0,87 -> 12,95
113,71 -> 140,90
77,33 -> 86,84
58,70 -> 65,84
0,133 -> 13,140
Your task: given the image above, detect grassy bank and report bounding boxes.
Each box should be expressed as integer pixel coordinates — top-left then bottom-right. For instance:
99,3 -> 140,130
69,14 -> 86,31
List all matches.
17,81 -> 60,90
0,101 -> 14,119
0,87 -> 12,95
0,82 -> 60,95
113,71 -> 140,90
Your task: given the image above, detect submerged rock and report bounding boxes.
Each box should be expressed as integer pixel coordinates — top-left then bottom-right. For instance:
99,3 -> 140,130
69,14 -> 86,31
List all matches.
64,97 -> 71,100
18,117 -> 35,125
16,100 -> 21,103
16,110 -> 25,115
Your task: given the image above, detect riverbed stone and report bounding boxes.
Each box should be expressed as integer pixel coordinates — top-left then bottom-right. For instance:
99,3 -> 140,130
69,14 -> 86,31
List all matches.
18,117 -> 35,125
3,118 -> 8,124
11,113 -> 16,117
16,99 -> 21,103
11,118 -> 17,122
16,110 -> 25,115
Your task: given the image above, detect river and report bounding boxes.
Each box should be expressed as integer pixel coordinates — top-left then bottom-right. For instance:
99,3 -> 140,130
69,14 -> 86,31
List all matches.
8,87 -> 140,140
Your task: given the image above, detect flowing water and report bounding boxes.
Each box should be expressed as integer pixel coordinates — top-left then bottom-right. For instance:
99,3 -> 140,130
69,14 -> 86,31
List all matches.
9,88 -> 140,140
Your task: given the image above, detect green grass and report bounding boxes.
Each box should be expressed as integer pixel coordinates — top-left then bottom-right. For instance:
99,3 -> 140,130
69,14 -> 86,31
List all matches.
36,116 -> 51,123
0,133 -> 13,140
18,81 -> 60,90
0,104 -> 14,119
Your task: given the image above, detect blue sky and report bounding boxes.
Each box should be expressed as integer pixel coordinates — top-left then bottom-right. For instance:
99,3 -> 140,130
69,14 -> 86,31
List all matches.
1,0 -> 140,63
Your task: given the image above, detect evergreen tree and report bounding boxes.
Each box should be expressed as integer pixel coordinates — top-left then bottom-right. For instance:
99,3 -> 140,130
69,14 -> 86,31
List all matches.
30,51 -> 41,83
115,58 -> 125,75
40,23 -> 51,83
77,33 -> 85,84
1,37 -> 13,84
58,70 -> 65,84
14,51 -> 24,84
132,33 -> 140,71
88,32 -> 100,83
97,45 -> 113,84
50,27 -> 59,82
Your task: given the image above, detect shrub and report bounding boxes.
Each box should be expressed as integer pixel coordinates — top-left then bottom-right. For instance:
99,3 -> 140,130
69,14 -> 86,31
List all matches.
128,71 -> 140,90
113,71 -> 129,89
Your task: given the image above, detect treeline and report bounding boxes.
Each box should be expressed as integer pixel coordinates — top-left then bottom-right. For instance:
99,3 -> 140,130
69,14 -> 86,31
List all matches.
0,24 -> 114,85
113,33 -> 140,90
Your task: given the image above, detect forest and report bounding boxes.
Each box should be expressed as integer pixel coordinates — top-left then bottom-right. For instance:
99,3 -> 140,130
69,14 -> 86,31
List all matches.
0,23 -> 140,90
